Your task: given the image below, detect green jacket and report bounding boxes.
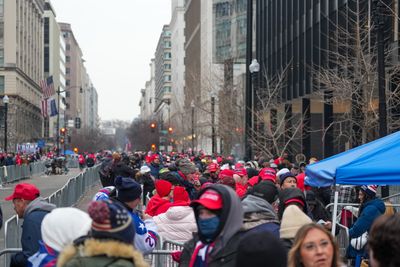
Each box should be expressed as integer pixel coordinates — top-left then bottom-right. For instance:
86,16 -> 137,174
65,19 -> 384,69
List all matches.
57,238 -> 149,267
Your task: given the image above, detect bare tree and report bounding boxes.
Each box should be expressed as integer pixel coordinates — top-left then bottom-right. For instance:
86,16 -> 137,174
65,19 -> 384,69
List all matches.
314,1 -> 400,149
127,118 -> 160,151
247,63 -> 306,159
72,129 -> 116,152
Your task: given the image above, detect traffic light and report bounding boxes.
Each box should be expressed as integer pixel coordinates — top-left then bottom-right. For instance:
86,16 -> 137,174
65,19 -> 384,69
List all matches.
60,137 -> 65,144
151,144 -> 156,151
168,127 -> 173,134
75,117 -> 81,129
73,147 -> 78,153
60,128 -> 66,135
150,122 -> 156,133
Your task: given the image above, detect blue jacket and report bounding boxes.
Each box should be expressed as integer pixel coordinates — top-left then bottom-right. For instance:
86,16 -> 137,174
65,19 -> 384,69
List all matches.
147,163 -> 163,179
11,198 -> 56,267
347,198 -> 385,258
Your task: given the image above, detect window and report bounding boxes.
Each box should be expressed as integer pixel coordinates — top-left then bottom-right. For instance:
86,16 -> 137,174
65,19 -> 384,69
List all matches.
66,56 -> 70,63
66,44 -> 70,51
44,47 -> 49,72
163,86 -> 171,93
0,76 -> 4,94
164,64 -> 171,70
0,49 -> 3,66
66,91 -> 70,97
164,75 -> 171,82
164,41 -> 171,48
164,52 -> 171,59
66,79 -> 70,86
66,67 -> 70,74
216,2 -> 231,17
44,18 -> 49,44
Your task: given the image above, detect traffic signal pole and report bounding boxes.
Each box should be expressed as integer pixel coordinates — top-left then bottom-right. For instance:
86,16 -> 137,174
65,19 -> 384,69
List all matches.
56,87 -> 60,156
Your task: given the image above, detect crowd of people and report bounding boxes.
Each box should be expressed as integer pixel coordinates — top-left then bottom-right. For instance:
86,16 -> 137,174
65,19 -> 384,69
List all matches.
3,150 -> 400,267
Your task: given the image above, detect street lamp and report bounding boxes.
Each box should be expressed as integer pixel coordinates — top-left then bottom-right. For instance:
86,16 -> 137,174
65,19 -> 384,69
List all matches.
210,91 -> 217,155
3,95 -> 9,152
191,100 -> 195,153
246,59 -> 260,160
374,0 -> 389,197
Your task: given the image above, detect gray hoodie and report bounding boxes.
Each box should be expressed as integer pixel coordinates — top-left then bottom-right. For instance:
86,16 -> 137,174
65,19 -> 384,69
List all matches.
24,197 -> 56,217
242,194 -> 280,231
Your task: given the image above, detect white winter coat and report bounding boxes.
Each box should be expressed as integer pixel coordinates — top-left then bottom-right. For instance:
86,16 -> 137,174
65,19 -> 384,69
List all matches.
152,205 -> 197,243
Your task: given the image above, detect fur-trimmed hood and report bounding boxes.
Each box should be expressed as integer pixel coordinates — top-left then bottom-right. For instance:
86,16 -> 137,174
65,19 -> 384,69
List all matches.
57,238 -> 148,267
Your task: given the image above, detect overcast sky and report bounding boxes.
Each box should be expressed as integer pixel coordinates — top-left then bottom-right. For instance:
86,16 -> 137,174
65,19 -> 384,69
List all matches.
51,0 -> 172,122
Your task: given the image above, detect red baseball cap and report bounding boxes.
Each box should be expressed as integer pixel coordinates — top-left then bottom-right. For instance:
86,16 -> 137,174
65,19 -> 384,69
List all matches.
234,168 -> 247,177
191,189 -> 223,210
5,183 -> 40,201
207,163 -> 219,173
218,169 -> 235,179
258,168 -> 277,182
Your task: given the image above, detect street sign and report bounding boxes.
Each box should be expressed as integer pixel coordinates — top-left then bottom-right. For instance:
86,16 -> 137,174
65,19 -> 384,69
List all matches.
68,120 -> 74,127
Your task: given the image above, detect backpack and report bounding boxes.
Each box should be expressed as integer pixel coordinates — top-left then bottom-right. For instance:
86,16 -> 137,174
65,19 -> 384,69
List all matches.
99,160 -> 113,181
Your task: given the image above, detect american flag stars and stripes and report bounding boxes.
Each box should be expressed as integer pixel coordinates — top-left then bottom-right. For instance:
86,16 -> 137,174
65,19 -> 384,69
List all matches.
39,76 -> 56,99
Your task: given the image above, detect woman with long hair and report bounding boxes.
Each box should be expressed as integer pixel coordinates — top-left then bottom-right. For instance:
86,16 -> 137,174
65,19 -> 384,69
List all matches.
288,223 -> 343,267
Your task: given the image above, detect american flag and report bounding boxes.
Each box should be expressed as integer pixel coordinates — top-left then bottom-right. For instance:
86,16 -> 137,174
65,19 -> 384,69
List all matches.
39,76 -> 55,99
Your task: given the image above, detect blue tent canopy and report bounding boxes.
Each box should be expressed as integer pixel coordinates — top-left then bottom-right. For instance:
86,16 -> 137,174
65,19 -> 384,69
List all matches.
64,149 -> 75,155
305,131 -> 400,187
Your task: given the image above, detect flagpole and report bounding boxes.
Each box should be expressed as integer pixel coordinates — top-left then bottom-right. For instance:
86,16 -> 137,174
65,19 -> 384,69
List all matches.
56,86 -> 60,156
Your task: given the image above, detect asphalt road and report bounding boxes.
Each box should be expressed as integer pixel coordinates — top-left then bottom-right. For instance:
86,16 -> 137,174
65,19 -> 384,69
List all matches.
0,168 -> 82,252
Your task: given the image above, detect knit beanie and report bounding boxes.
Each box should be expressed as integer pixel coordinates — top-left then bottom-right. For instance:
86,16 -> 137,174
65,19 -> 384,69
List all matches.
177,159 -> 197,175
280,205 -> 312,239
249,180 -> 278,204
114,176 -> 142,202
279,172 -> 297,186
88,199 -> 135,244
361,185 -> 378,197
276,168 -> 290,180
42,208 -> 92,252
236,231 -> 287,267
155,179 -> 172,197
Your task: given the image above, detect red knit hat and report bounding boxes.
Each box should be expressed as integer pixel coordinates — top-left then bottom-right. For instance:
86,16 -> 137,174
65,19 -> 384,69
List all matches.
155,180 -> 172,197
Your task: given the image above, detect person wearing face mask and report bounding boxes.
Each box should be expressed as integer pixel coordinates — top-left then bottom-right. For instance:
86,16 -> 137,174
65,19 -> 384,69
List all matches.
179,184 -> 243,267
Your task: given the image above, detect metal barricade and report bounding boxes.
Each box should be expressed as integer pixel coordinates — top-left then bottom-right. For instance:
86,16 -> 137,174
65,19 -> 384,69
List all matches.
66,158 -> 79,169
145,238 -> 184,267
3,216 -> 22,266
3,164 -> 101,266
335,224 -> 350,257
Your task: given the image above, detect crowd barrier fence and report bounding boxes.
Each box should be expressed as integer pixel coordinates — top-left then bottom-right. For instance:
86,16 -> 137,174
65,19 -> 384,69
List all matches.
326,198 -> 400,264
2,164 -> 100,267
146,236 -> 184,267
0,158 -> 79,185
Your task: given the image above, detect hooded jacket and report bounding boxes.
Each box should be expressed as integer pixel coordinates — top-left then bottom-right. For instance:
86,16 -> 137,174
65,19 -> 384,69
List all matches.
57,238 -> 148,267
153,205 -> 197,243
11,197 -> 56,267
145,195 -> 171,216
347,197 -> 385,258
179,184 -> 243,267
278,188 -> 308,220
241,194 -> 280,238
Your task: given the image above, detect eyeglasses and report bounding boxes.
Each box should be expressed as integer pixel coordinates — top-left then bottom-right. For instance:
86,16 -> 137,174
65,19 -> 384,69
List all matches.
302,240 -> 331,251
